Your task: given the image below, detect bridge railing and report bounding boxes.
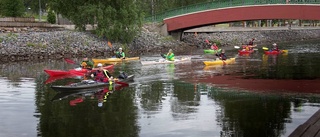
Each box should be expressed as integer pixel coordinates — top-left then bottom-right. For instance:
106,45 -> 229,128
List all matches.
145,0 -> 320,22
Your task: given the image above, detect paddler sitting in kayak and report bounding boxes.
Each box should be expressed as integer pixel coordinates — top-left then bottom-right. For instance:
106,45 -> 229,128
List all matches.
211,43 -> 219,50
241,38 -> 257,51
80,57 -> 94,70
91,63 -> 113,83
161,49 -> 175,61
115,47 -> 125,59
215,49 -> 227,61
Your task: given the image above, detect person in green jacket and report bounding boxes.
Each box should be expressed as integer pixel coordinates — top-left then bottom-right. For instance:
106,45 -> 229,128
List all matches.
80,57 -> 94,70
115,48 -> 125,59
163,49 -> 175,61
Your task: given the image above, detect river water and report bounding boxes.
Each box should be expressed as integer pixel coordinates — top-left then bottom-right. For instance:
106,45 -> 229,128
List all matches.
1,40 -> 320,137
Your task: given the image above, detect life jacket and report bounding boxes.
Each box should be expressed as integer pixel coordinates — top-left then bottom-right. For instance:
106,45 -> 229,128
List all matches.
94,70 -> 110,82
220,53 -> 227,60
211,45 -> 218,50
166,53 -> 174,61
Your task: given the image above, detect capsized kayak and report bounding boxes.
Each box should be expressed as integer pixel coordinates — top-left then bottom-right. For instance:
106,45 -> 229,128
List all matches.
140,57 -> 191,65
51,75 -> 134,92
264,50 -> 288,55
203,58 -> 236,66
92,57 -> 140,63
204,49 -> 221,54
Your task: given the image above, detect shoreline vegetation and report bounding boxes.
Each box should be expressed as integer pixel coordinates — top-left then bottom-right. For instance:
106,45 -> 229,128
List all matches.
0,23 -> 320,62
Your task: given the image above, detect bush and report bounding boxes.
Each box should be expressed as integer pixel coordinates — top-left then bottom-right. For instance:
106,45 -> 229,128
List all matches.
47,10 -> 56,24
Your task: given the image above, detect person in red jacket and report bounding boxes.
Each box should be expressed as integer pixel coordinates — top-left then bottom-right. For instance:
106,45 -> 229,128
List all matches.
91,63 -> 113,83
210,43 -> 219,50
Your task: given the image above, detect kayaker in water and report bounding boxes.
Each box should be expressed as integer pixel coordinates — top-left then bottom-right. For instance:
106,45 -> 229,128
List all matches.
162,49 -> 175,61
115,48 -> 125,59
216,49 -> 227,60
210,43 -> 219,50
80,57 -> 94,70
91,63 -> 113,83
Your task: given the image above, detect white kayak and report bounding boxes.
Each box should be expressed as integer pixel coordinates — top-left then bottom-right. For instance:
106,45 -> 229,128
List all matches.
141,57 -> 191,65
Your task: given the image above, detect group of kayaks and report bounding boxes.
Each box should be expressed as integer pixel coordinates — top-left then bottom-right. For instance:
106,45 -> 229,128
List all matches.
44,58 -> 136,93
202,44 -> 289,66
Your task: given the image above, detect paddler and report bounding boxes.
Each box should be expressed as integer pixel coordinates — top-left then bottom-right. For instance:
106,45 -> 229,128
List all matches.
91,63 -> 113,83
80,57 -> 94,70
210,43 -> 219,50
216,49 -> 227,61
162,49 -> 175,61
115,47 -> 125,59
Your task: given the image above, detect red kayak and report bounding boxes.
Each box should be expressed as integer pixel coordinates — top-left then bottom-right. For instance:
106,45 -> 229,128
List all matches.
238,50 -> 254,55
44,70 -> 70,77
45,64 -> 114,77
264,50 -> 288,55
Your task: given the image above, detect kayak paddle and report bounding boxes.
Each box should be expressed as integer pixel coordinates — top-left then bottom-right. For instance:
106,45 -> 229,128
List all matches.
262,47 -> 269,50
160,54 -> 166,59
64,58 -> 76,64
234,46 -> 240,49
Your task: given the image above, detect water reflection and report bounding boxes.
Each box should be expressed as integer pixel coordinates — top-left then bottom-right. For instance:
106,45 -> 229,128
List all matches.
1,40 -> 320,137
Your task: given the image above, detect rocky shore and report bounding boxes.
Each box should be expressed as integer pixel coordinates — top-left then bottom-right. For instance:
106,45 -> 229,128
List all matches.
0,23 -> 320,62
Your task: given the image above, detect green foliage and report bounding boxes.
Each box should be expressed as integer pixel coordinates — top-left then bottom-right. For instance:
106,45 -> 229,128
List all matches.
47,10 -> 56,24
0,0 -> 25,17
48,0 -> 144,43
211,40 -> 221,46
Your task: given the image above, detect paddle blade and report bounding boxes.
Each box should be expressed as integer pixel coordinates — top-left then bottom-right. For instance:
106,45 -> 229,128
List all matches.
282,50 -> 288,53
64,58 -> 76,64
205,39 -> 209,44
108,41 -> 112,48
262,47 -> 269,50
160,54 -> 166,59
234,46 -> 240,49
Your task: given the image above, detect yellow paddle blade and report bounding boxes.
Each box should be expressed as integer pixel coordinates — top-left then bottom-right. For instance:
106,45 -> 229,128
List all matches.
282,50 -> 288,53
262,47 -> 268,50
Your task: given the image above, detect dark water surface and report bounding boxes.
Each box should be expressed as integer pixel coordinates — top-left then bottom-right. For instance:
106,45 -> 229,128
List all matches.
1,40 -> 320,137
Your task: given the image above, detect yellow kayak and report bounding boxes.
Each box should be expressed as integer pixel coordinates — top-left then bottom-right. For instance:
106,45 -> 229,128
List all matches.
203,58 -> 236,66
92,57 -> 140,64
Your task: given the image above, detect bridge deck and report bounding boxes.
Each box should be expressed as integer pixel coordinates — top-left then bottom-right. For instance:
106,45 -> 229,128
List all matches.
289,109 -> 320,137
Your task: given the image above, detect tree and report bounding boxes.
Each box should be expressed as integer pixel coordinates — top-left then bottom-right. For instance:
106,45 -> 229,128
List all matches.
48,0 -> 143,43
0,0 -> 25,17
47,10 -> 56,24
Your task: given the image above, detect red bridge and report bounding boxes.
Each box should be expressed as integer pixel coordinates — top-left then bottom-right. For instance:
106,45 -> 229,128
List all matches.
162,4 -> 320,38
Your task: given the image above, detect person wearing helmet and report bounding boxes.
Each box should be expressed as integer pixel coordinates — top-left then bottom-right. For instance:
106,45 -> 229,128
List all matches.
80,57 -> 94,70
115,48 -> 125,59
162,49 -> 175,61
216,49 -> 227,60
91,63 -> 113,83
272,43 -> 279,51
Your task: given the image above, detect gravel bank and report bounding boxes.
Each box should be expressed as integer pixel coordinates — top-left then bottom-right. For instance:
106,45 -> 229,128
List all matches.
0,24 -> 319,62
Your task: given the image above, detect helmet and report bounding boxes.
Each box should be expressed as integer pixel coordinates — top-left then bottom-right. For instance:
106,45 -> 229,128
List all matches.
119,48 -> 122,50
273,43 -> 277,46
97,63 -> 103,67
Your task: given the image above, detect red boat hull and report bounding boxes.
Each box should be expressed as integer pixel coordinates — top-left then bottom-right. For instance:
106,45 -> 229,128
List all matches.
238,50 -> 254,55
44,64 -> 114,77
